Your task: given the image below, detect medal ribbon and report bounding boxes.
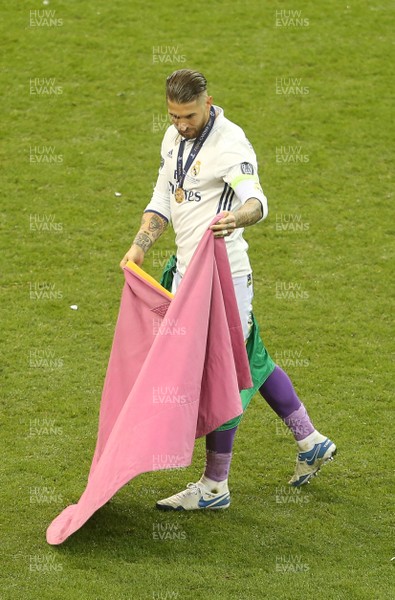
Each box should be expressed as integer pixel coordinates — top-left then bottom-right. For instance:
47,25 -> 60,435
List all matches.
176,105 -> 216,189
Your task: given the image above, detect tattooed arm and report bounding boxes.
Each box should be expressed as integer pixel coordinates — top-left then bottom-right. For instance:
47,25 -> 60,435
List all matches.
120,211 -> 168,268
209,198 -> 263,238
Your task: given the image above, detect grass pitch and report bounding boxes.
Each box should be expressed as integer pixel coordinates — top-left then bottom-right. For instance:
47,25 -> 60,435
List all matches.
1,1 -> 393,599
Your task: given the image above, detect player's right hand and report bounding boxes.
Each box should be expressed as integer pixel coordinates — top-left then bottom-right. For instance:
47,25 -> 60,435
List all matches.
119,245 -> 145,269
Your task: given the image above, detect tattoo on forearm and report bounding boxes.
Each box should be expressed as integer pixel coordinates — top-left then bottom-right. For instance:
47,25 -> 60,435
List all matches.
132,213 -> 168,254
133,232 -> 152,253
234,199 -> 262,228
148,214 -> 165,233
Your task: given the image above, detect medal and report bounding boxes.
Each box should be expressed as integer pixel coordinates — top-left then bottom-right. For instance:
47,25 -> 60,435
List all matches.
175,187 -> 185,203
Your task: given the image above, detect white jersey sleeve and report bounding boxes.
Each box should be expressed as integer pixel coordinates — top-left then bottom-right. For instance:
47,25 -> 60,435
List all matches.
144,132 -> 172,223
216,132 -> 268,222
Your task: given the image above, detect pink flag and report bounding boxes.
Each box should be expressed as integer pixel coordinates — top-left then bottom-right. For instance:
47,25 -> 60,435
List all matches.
46,218 -> 252,545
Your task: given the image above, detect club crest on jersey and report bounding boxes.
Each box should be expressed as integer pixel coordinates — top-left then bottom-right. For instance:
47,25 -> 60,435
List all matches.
241,162 -> 254,175
191,161 -> 201,176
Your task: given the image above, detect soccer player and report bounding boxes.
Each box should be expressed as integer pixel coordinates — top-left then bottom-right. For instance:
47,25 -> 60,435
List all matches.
120,69 -> 336,510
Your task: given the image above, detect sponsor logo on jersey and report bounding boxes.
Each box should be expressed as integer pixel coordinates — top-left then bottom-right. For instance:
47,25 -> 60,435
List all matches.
180,190 -> 202,203
241,162 -> 254,175
169,182 -> 202,203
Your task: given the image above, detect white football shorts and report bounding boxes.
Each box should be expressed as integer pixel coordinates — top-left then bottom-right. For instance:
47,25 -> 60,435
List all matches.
171,271 -> 253,341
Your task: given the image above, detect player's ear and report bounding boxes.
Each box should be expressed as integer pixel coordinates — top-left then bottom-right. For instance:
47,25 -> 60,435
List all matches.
206,95 -> 213,109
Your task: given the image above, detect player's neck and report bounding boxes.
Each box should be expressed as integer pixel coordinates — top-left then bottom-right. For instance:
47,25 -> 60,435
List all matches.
195,108 -> 216,139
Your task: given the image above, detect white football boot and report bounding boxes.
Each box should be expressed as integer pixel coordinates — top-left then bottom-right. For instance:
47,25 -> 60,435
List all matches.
156,476 -> 230,511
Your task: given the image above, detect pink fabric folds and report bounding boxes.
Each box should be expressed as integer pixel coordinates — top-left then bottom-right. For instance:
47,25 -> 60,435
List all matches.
46,216 -> 252,545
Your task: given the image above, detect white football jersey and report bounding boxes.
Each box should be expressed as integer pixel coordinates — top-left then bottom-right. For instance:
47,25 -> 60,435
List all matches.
145,105 -> 268,277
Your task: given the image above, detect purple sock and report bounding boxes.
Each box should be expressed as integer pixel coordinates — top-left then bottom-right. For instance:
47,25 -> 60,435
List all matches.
204,451 -> 233,482
259,365 -> 314,440
284,404 -> 315,441
206,427 -> 238,453
204,426 -> 237,482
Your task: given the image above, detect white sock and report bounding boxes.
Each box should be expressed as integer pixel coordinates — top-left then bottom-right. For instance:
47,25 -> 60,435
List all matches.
297,430 -> 326,452
199,474 -> 228,493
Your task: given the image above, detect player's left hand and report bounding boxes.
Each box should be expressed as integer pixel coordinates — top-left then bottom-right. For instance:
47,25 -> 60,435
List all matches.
210,211 -> 237,238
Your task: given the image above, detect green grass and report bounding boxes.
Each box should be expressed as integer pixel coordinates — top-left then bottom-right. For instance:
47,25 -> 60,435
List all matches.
1,1 -> 393,599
